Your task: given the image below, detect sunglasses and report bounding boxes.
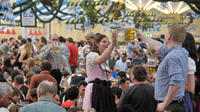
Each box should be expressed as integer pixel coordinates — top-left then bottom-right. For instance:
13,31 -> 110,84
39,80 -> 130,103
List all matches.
52,39 -> 58,41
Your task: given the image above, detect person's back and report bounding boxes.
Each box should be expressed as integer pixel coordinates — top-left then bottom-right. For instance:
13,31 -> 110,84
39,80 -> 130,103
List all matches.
68,42 -> 78,67
29,60 -> 58,89
30,71 -> 57,88
119,84 -> 155,112
117,65 -> 156,112
19,80 -> 66,112
19,97 -> 65,112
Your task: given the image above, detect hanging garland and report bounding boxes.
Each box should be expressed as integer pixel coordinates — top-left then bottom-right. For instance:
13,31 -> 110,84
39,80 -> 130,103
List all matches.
0,0 -> 164,28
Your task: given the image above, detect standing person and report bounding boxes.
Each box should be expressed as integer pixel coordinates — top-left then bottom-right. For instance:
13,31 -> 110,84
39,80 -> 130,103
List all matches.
117,65 -> 156,112
19,80 -> 66,112
127,42 -> 137,61
67,37 -> 78,73
0,39 -> 10,57
135,25 -> 188,112
182,32 -> 197,112
83,31 -> 118,112
40,34 -> 65,87
82,32 -> 95,56
0,82 -> 13,112
59,36 -> 69,60
14,41 -> 32,70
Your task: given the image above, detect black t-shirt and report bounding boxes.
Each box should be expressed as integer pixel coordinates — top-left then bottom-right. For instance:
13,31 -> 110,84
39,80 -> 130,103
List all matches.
117,84 -> 156,112
20,85 -> 28,100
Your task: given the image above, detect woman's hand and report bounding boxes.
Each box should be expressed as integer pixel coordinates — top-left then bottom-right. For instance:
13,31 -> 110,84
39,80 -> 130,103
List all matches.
111,30 -> 118,46
135,28 -> 145,39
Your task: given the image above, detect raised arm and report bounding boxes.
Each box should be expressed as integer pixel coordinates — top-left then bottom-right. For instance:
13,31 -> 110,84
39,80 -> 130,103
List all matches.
40,44 -> 54,60
135,29 -> 163,51
93,30 -> 118,64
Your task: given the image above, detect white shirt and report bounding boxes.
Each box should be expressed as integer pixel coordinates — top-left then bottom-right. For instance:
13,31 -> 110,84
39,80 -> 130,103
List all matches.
188,57 -> 196,75
0,107 -> 9,112
115,59 -> 130,72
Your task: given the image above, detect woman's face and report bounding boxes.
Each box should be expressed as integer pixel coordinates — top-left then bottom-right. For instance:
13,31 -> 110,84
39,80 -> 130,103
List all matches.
97,37 -> 109,54
146,72 -> 154,84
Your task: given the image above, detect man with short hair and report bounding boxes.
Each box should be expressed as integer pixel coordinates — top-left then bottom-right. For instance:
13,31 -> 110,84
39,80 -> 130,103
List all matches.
117,65 -> 156,112
14,75 -> 28,100
131,50 -> 143,66
120,77 -> 130,91
114,53 -> 130,72
136,25 -> 188,112
20,80 -> 66,112
0,82 -> 13,112
77,81 -> 87,97
26,60 -> 57,101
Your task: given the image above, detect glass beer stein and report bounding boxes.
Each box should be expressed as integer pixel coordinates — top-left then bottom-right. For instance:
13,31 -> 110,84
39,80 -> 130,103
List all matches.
146,55 -> 158,73
117,27 -> 135,45
54,42 -> 60,52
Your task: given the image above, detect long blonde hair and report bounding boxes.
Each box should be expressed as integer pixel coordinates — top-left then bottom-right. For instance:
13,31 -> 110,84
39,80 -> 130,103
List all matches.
27,57 -> 35,70
23,41 -> 32,57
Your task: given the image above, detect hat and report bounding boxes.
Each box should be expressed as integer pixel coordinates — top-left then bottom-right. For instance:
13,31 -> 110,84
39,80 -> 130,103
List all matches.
85,31 -> 95,38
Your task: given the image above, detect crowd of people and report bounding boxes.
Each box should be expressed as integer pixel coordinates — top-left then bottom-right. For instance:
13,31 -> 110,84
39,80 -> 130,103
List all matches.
0,24 -> 200,112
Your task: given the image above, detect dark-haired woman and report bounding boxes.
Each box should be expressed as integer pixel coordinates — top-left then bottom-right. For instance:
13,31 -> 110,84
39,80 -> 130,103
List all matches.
182,32 -> 197,112
83,31 -> 118,112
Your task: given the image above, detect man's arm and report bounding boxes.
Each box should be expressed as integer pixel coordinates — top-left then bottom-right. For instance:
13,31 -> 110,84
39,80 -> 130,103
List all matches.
117,89 -> 129,109
157,86 -> 181,112
40,45 -> 52,60
135,29 -> 163,51
163,85 -> 181,106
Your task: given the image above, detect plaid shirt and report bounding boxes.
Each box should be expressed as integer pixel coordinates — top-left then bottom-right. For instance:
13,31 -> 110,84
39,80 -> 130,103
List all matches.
40,45 -> 63,71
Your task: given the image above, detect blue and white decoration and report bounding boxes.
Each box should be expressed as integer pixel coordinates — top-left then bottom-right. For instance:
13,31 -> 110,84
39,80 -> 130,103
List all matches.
0,0 -> 14,22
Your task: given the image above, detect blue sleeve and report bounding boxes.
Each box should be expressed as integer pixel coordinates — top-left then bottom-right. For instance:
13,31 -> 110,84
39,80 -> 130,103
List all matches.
167,57 -> 185,87
158,45 -> 167,56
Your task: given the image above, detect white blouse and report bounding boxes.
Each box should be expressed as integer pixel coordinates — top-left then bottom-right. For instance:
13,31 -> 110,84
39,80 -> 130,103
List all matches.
188,57 -> 196,75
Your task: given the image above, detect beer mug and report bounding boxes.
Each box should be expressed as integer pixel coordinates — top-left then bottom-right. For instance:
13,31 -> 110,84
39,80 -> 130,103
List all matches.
115,68 -> 120,72
146,56 -> 158,73
126,61 -> 131,67
117,27 -> 135,45
125,29 -> 135,40
54,42 -> 60,52
117,28 -> 127,45
147,66 -> 156,73
36,58 -> 41,65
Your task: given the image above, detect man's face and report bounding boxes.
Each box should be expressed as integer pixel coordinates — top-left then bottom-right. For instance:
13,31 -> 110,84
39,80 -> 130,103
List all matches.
12,94 -> 20,103
121,55 -> 126,62
53,95 -> 60,105
131,52 -> 136,58
121,80 -> 130,90
85,37 -> 94,46
0,90 -> 12,107
79,85 -> 86,97
51,35 -> 58,44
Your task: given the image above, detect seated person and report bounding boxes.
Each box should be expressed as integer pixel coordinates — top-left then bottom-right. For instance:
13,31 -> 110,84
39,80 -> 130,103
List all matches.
111,87 -> 122,104
61,87 -> 79,109
120,77 -> 130,91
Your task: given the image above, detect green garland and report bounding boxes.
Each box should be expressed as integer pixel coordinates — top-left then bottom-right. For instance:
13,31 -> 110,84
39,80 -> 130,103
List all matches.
0,0 -> 164,28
